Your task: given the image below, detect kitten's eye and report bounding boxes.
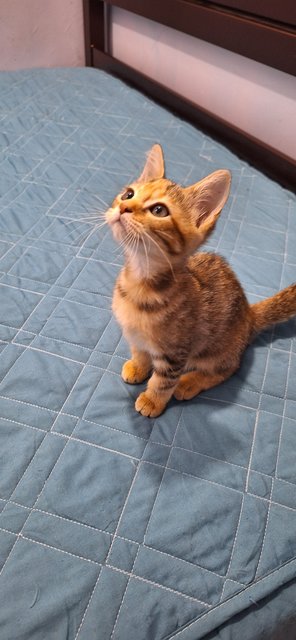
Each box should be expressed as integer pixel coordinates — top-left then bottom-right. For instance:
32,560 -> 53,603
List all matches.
150,203 -> 170,217
121,188 -> 134,200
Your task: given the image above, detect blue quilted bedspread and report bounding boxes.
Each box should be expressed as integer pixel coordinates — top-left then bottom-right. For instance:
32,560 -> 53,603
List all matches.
0,68 -> 296,640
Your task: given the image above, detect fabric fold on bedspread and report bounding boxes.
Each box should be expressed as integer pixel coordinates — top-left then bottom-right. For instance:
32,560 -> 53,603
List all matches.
0,67 -> 295,640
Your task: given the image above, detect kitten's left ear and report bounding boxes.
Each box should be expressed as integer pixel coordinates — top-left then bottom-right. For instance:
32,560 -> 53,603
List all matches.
138,144 -> 165,182
184,170 -> 231,236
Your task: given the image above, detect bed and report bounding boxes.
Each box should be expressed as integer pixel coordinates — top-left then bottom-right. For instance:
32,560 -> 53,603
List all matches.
0,4 -> 295,640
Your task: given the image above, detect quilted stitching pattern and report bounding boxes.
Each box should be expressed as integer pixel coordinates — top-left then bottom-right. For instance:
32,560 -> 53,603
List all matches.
0,68 -> 295,640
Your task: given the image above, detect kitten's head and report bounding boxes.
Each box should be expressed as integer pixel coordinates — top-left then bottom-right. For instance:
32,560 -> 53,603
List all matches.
106,144 -> 231,275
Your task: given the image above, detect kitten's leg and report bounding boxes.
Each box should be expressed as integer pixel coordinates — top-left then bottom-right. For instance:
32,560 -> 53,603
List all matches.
122,347 -> 152,384
174,368 -> 236,400
135,368 -> 181,418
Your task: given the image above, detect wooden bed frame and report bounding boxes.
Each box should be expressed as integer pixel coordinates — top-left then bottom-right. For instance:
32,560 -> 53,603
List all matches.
83,0 -> 296,191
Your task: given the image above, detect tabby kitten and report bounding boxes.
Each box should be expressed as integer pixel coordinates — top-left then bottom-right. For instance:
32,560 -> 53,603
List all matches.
106,144 -> 296,417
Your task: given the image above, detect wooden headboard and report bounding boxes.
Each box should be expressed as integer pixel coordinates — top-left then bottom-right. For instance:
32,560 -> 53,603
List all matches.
83,0 -> 296,191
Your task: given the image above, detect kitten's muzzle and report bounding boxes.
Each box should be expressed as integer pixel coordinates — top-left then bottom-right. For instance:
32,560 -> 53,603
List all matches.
120,202 -> 132,214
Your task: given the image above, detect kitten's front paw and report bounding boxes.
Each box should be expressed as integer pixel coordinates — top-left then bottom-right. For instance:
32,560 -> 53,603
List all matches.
122,360 -> 150,384
135,392 -> 166,418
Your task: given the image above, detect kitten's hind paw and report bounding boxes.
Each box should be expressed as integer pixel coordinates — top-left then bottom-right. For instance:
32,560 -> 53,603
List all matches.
174,373 -> 203,400
121,360 -> 150,384
135,392 -> 166,418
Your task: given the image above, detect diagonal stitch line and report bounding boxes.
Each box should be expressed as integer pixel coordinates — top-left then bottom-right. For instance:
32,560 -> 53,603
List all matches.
0,330 -> 115,370
62,256 -> 114,303
60,413 -> 148,444
142,544 -> 231,582
172,445 -> 248,475
77,254 -> 123,269
0,280 -> 44,296
220,495 -> 245,601
53,294 -> 112,313
107,563 -> 210,607
104,461 -> 143,566
14,237 -> 78,262
91,311 -> 116,354
0,346 -> 27,388
0,394 -> 58,414
254,479 -> 274,580
54,427 -> 145,454
143,409 -> 184,548
6,244 -> 34,277
274,345 -> 293,481
0,416 -> 46,434
275,370 -> 292,479
244,347 -> 273,493
19,534 -> 101,566
164,466 -> 245,497
143,410 -> 184,542
9,502 -> 113,538
54,431 -> 140,461
201,385 -> 296,403
229,170 -> 252,262
66,280 -> 112,303
39,332 -> 94,352
106,332 -> 129,373
109,547 -> 140,640
220,579 -> 242,602
74,568 -> 104,640
40,221 -> 100,257
76,214 -> 110,259
254,344 -> 294,580
10,342 -> 94,366
10,292 -> 47,345
0,279 -> 49,295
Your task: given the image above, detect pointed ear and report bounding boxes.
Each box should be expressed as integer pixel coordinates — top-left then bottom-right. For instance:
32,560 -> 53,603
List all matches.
184,170 -> 231,236
137,144 -> 165,182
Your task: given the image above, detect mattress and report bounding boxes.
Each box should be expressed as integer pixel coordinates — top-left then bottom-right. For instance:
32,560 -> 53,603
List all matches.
0,68 -> 295,640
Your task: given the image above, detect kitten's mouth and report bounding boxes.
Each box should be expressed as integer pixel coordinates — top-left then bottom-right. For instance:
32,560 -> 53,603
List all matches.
108,209 -> 132,231
108,212 -> 134,247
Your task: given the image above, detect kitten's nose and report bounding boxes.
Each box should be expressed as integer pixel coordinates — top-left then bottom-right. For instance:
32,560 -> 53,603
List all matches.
120,202 -> 132,214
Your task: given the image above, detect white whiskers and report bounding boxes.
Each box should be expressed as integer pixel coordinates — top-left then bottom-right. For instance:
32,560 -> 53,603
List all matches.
124,218 -> 176,281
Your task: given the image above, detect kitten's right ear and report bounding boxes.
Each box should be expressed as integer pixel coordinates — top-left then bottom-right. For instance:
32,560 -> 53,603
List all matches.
184,170 -> 231,239
137,144 -> 165,182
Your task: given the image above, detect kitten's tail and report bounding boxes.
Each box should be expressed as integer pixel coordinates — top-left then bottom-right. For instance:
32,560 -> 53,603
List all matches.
251,283 -> 296,333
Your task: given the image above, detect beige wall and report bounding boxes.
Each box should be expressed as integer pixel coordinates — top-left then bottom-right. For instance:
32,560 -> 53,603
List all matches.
111,8 -> 296,162
0,0 -> 85,70
1,1 -> 295,161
